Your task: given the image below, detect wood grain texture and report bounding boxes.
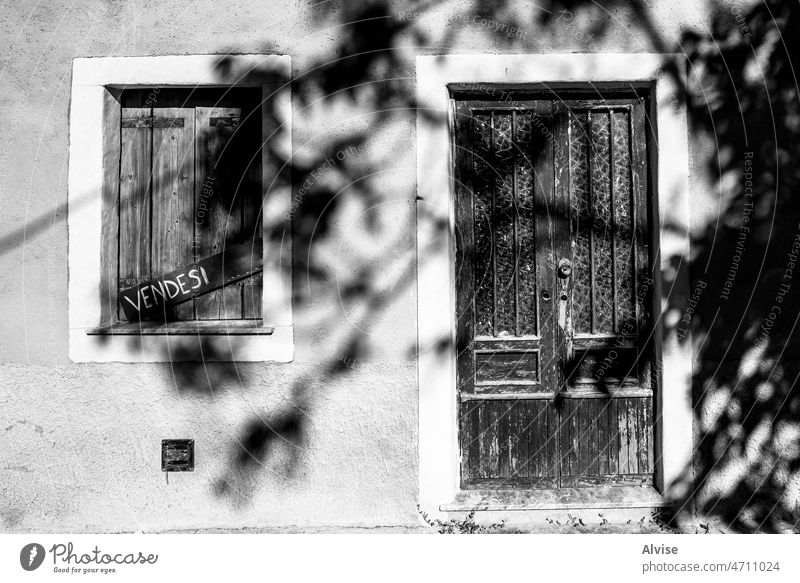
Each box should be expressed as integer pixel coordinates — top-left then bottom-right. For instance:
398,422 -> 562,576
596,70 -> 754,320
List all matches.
240,108 -> 263,319
454,104 -> 477,393
194,107 -> 243,319
474,351 -> 538,383
151,107 -> 195,320
455,96 -> 656,490
101,92 -> 121,325
119,106 -> 152,320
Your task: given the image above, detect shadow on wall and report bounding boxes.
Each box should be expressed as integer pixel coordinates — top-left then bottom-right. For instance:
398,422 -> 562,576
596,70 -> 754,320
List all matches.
5,0 -> 797,530
217,0 -> 800,530
535,0 -> 800,532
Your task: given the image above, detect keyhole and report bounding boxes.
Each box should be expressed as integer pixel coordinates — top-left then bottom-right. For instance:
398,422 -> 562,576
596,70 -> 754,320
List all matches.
541,290 -> 551,301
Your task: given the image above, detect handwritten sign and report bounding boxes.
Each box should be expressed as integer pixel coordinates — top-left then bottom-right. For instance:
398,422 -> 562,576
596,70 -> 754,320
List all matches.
119,240 -> 262,321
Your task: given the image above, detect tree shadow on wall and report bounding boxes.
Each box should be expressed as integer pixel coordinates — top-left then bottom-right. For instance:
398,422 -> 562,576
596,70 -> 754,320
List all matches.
538,0 -> 800,532
4,0 -> 794,528
206,0 -> 800,527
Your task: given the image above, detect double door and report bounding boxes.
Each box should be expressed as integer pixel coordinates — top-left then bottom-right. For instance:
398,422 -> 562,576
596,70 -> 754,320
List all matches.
454,95 -> 656,489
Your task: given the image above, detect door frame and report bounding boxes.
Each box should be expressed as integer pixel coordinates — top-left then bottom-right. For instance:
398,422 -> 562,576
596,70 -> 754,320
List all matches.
416,54 -> 692,519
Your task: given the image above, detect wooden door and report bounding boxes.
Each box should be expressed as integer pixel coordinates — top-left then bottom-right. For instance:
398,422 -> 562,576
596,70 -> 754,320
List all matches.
454,94 -> 656,490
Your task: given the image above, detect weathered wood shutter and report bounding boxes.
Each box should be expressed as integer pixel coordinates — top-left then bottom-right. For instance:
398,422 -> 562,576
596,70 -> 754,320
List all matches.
116,90 -> 262,322
454,94 -> 655,489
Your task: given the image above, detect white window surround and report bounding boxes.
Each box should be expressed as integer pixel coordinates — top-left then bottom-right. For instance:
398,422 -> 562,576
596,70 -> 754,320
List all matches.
68,55 -> 293,362
416,54 -> 692,516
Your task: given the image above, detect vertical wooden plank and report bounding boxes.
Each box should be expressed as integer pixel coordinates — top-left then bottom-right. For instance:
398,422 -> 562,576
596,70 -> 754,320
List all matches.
497,400 -> 511,479
546,402 -> 557,479
627,397 -> 640,474
608,397 -> 619,475
454,104 -> 477,393
151,107 -> 195,320
460,400 -> 478,482
588,399 -> 598,475
535,102 -> 557,388
509,400 -> 528,479
194,106 -> 244,319
631,100 -> 652,391
241,102 -> 263,319
596,398 -> 606,475
637,397 -> 649,472
558,400 -> 567,480
645,397 -> 655,472
578,399 -> 589,476
531,401 -> 543,478
524,400 -> 535,479
601,399 -> 610,476
569,400 -> 579,477
468,401 -> 481,481
119,105 -> 152,320
618,397 -> 630,474
477,403 -> 489,479
560,400 -> 569,479
489,402 -> 500,479
100,91 -> 121,325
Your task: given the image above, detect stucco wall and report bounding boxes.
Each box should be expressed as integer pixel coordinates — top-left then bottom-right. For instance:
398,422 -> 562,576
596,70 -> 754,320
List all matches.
4,0 -> 795,532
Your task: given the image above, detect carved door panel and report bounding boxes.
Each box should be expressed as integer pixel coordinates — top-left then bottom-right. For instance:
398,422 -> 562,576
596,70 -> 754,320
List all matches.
454,95 -> 655,489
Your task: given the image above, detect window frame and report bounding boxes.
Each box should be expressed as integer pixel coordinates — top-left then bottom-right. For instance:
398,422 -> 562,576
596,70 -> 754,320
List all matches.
68,55 -> 293,362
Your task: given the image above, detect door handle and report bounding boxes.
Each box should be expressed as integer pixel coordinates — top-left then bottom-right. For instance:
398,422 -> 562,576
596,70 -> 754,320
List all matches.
556,258 -> 571,332
556,257 -> 574,363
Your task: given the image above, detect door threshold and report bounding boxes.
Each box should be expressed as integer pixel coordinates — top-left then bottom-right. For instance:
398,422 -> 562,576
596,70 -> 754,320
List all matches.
440,486 -> 670,512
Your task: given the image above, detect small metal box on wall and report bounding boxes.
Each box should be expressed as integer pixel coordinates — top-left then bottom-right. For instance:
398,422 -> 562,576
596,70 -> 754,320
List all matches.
161,439 -> 194,472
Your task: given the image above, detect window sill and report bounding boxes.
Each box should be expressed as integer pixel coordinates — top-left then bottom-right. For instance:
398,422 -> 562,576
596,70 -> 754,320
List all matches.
86,320 -> 274,336
70,324 -> 293,362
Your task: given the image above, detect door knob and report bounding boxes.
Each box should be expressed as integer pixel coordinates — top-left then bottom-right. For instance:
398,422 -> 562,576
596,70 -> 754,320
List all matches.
558,258 -> 572,278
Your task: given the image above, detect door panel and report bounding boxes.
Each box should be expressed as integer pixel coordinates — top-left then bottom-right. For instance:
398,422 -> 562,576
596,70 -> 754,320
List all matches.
460,399 -> 558,488
455,94 -> 655,489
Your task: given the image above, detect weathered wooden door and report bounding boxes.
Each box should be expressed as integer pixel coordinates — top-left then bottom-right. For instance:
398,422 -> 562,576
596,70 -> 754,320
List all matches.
454,94 -> 656,490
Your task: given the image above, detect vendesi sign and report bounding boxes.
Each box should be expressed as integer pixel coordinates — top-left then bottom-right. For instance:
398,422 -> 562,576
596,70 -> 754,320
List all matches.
119,240 -> 262,321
